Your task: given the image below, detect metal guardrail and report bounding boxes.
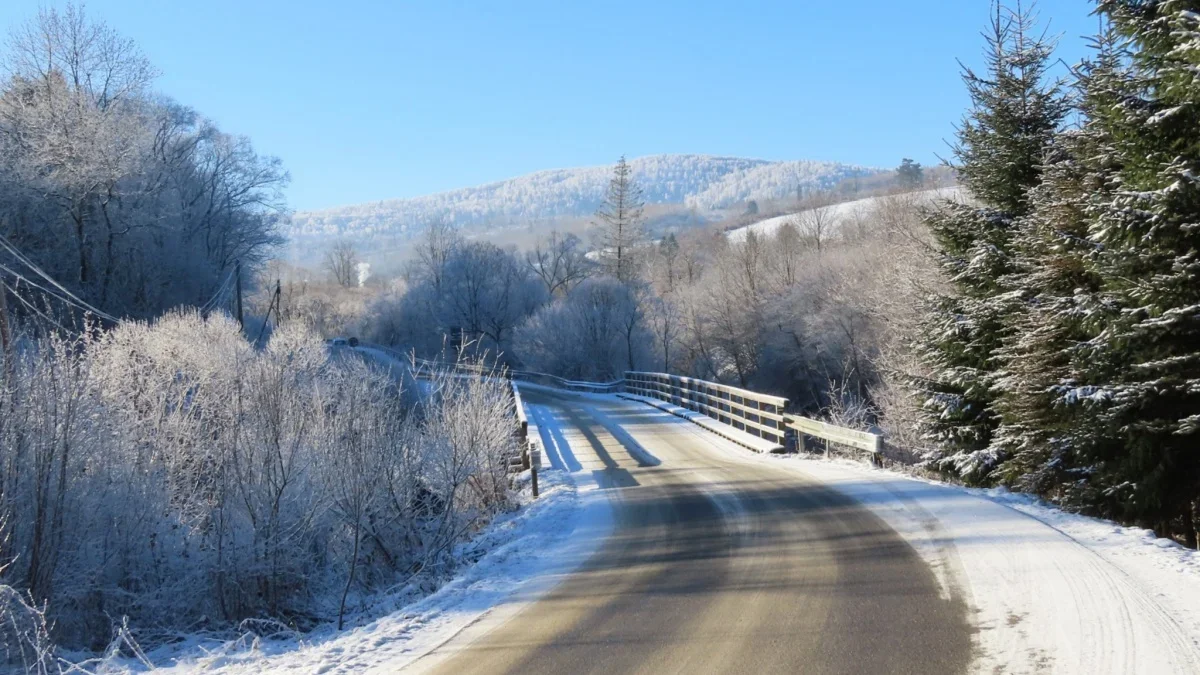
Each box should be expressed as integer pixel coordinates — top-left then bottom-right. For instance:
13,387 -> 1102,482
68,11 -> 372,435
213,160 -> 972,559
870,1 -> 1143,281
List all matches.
786,416 -> 881,455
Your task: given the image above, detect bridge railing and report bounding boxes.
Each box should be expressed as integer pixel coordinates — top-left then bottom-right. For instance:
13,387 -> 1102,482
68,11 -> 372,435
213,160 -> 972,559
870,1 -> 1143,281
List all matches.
623,370 -> 882,462
623,371 -> 789,447
402,354 -> 623,394
508,369 -> 624,394
358,344 -> 880,463
509,381 -> 542,497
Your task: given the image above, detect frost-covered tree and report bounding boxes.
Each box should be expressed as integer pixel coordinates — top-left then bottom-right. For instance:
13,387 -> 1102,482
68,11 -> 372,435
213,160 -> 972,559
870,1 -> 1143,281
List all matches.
525,230 -> 591,297
0,5 -> 287,320
324,240 -> 360,287
514,277 -> 649,380
912,1 -> 1068,481
441,242 -> 547,354
369,243 -> 546,361
0,311 -> 521,652
594,155 -> 645,283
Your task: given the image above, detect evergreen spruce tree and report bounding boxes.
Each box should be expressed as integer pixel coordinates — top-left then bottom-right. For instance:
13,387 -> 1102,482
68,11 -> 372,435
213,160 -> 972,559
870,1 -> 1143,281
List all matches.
991,34 -> 1124,498
913,1 -> 1068,482
1069,1 -> 1200,542
595,155 -> 646,283
897,158 -> 925,189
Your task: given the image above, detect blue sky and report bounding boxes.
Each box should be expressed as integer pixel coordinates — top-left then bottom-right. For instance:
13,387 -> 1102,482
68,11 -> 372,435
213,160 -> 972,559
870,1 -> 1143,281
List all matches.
0,1 -> 1099,211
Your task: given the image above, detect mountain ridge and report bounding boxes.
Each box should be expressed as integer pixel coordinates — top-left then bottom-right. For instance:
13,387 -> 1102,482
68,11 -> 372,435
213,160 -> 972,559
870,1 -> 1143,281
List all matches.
288,154 -> 881,242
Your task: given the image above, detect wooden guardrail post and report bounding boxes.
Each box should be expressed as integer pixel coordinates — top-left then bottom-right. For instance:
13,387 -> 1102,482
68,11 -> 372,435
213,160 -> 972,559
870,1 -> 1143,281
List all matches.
530,442 -> 539,498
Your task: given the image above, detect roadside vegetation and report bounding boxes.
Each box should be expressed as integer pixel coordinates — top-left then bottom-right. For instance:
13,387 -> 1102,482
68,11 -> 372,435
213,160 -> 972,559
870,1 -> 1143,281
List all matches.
4,0 -> 1200,666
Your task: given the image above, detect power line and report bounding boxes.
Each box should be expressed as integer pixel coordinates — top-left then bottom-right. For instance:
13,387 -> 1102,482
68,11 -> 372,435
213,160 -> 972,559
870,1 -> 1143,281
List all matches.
0,279 -> 77,335
0,233 -> 121,324
199,268 -> 235,314
0,261 -> 110,323
0,262 -> 83,310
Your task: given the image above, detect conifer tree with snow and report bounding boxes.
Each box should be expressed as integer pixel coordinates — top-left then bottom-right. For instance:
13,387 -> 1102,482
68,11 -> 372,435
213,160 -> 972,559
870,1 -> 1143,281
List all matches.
1061,0 -> 1200,542
989,33 -> 1123,496
913,1 -> 1068,482
594,155 -> 646,283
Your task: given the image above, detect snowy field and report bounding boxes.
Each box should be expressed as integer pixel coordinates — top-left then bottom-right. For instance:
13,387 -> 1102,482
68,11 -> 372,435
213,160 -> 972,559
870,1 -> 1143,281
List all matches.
726,186 -> 966,242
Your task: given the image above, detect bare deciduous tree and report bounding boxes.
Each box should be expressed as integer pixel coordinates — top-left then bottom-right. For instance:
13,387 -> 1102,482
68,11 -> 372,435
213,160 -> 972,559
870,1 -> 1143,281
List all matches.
646,294 -> 681,372
772,221 -> 804,289
4,5 -> 156,111
796,191 -> 838,255
526,230 -> 589,297
412,217 -> 461,291
324,240 -> 359,288
0,4 -> 286,319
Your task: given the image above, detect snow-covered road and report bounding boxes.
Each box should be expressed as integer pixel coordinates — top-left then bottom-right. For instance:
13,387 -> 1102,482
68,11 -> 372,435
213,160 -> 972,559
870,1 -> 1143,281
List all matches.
148,389 -> 1200,674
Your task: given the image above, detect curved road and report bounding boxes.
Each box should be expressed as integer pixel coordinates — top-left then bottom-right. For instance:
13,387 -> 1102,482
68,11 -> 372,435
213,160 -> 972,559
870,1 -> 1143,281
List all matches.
420,389 -> 973,674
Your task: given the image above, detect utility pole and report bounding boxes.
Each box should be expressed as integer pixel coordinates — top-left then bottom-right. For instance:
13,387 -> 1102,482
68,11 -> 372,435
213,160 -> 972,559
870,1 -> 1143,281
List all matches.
235,260 -> 244,329
254,279 -> 282,347
0,276 -> 13,385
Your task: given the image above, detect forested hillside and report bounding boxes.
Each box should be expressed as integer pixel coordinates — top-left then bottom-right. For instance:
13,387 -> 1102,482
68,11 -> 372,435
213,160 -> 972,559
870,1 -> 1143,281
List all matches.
288,155 -> 878,242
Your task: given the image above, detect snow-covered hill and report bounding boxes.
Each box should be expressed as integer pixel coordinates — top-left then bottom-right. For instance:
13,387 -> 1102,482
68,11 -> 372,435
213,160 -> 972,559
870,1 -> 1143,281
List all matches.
725,186 -> 966,242
288,155 -> 879,241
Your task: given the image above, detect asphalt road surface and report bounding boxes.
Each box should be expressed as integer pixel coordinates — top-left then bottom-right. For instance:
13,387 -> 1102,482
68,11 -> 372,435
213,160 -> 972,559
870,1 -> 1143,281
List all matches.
419,388 -> 973,675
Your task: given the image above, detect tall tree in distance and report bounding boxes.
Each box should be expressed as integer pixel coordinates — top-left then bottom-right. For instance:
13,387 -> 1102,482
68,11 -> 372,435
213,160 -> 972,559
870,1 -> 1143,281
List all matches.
594,155 -> 645,283
912,0 -> 1068,482
896,158 -> 925,189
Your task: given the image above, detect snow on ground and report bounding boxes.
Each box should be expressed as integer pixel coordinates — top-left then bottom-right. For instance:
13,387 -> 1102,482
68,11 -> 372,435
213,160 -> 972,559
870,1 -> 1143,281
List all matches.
634,396 -> 1200,674
778,458 -> 1200,674
130,401 -> 614,675
725,186 -> 965,242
